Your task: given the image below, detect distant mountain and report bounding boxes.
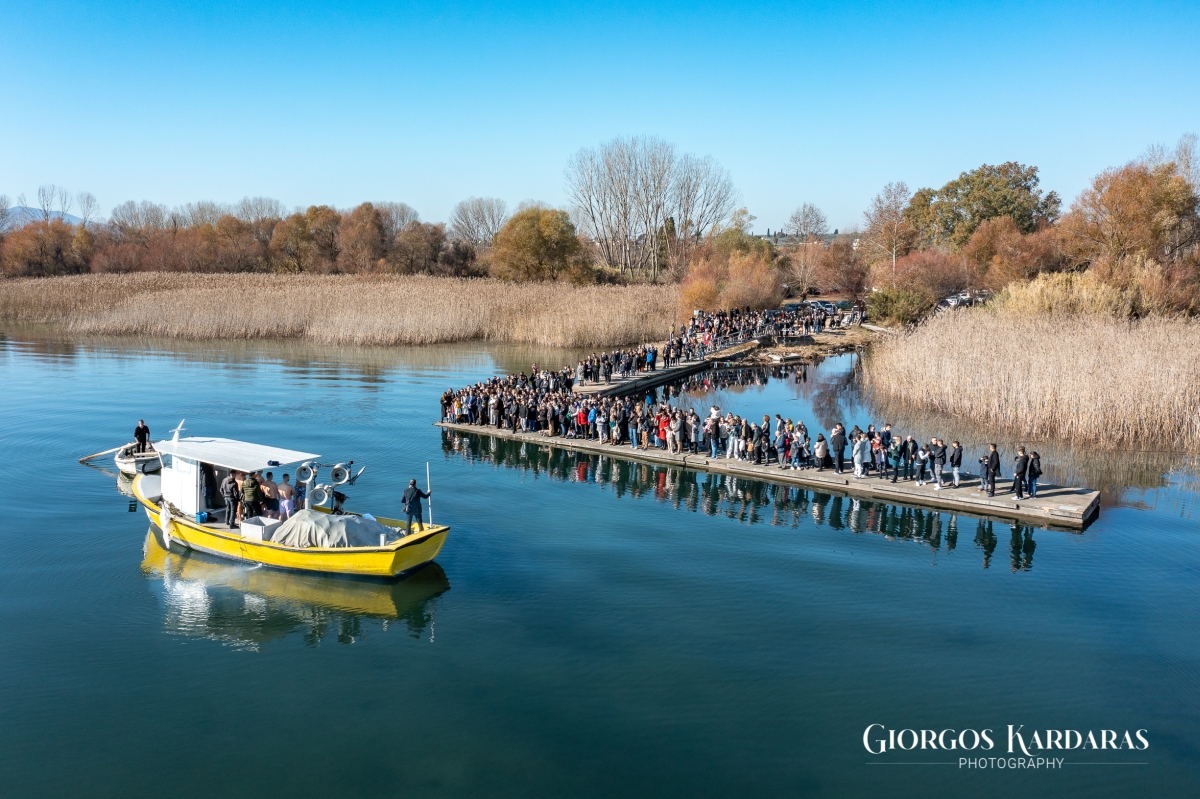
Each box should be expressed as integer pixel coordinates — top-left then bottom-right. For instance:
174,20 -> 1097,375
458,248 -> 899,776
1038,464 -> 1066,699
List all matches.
6,207 -> 85,226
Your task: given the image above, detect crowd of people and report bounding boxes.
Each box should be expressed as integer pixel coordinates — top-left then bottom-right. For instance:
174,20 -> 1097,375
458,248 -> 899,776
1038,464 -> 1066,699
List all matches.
439,303 -> 1048,501
441,387 -> 1043,499
216,469 -> 301,529
443,374 -> 1040,503
571,304 -> 860,387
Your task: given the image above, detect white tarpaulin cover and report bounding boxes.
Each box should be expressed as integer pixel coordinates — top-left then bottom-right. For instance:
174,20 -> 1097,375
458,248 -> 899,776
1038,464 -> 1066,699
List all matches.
271,509 -> 398,548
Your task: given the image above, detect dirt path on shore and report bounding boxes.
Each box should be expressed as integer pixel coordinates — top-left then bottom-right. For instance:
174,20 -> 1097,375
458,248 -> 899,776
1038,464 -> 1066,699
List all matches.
738,326 -> 880,366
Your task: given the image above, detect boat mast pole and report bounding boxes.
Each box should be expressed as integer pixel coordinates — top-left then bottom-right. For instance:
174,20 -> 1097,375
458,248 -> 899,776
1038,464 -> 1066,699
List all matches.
426,461 -> 432,526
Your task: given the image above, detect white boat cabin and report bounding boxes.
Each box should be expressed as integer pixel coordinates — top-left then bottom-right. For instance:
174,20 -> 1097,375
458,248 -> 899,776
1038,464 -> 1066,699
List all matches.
153,437 -> 319,517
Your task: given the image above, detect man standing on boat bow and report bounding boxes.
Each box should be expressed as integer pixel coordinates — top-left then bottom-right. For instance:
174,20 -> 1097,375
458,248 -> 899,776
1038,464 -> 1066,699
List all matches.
401,479 -> 431,534
134,420 -> 150,454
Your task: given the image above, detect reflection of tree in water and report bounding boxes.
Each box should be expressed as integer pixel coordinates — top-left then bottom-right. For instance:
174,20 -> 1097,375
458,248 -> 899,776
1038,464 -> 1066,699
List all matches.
442,431 -> 1040,570
2,327 -> 591,388
141,531 -> 449,650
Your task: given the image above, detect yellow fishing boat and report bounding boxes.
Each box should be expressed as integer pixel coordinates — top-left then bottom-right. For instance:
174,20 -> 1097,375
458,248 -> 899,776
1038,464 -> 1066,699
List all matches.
140,530 -> 450,647
131,432 -> 448,578
141,530 -> 450,618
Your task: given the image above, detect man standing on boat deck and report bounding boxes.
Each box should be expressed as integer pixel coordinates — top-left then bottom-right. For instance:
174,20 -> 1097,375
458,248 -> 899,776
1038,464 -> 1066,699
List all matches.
241,471 -> 262,519
134,420 -> 150,453
220,472 -> 240,528
402,479 -> 431,534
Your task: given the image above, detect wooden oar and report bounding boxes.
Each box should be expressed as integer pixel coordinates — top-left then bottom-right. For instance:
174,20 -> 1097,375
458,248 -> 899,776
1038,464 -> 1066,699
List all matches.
79,445 -> 124,463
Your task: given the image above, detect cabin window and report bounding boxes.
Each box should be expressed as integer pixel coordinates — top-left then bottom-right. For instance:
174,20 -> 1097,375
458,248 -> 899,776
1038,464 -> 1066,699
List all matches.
160,454 -> 173,469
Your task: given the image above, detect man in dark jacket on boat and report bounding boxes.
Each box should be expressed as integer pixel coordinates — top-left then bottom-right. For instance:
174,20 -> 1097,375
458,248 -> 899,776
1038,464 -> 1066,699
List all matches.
134,420 -> 150,453
402,479 -> 431,534
220,472 -> 240,528
241,472 -> 262,519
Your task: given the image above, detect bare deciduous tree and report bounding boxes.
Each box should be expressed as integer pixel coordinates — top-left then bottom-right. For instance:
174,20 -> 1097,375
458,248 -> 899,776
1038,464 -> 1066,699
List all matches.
567,136 -> 737,277
234,196 -> 285,223
110,200 -> 169,242
377,202 -> 420,245
567,138 -> 639,276
788,202 -> 828,241
863,181 -> 914,282
786,202 -> 829,294
670,154 -> 738,264
449,197 -> 509,247
57,186 -> 73,219
0,194 -> 11,233
172,200 -> 229,228
229,197 -> 284,246
14,194 -> 32,225
37,185 -> 57,222
77,192 -> 99,228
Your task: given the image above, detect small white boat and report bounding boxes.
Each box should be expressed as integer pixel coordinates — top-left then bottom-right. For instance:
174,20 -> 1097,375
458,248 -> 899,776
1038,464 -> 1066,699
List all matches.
114,443 -> 161,476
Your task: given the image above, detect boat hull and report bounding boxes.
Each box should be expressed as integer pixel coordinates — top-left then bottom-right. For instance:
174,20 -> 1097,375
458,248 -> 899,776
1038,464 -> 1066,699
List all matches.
133,475 -> 448,578
115,451 -> 161,475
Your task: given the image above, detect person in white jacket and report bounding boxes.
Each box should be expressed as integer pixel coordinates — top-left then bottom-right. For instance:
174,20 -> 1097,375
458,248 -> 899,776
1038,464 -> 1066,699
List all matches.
852,434 -> 871,478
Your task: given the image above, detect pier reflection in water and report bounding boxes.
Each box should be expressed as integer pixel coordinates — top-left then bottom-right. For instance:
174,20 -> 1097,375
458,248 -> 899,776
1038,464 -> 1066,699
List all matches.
443,430 -> 1043,571
139,530 -> 449,649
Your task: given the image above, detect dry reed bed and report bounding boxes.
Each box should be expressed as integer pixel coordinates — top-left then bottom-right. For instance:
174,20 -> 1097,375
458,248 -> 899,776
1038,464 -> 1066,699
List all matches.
0,273 -> 679,348
862,308 -> 1200,451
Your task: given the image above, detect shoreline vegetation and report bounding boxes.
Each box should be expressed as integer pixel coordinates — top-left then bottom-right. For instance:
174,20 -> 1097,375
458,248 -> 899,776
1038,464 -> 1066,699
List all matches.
0,273 -> 679,348
3,134 -> 1197,452
863,305 -> 1200,452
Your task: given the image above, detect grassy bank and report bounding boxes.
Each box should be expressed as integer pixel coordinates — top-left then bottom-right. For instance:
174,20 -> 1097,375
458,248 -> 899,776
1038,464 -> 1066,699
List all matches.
0,273 -> 679,348
862,307 -> 1200,451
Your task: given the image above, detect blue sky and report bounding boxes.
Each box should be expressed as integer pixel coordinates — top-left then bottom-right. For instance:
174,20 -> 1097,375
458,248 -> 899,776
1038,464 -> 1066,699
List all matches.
2,1 -> 1197,231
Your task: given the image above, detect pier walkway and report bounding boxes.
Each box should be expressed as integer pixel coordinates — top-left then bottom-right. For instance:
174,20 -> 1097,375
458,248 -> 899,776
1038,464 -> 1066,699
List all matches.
571,339 -> 764,398
435,422 -> 1101,529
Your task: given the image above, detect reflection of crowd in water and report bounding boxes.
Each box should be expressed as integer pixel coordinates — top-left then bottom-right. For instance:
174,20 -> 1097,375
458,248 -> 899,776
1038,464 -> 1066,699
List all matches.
442,433 -> 1038,571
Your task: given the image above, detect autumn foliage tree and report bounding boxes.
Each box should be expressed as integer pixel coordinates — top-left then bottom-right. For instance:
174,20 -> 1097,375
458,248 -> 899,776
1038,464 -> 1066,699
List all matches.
814,236 -> 868,297
963,216 -> 1067,288
904,162 -> 1060,249
0,219 -> 89,276
490,207 -> 588,282
678,223 -> 784,313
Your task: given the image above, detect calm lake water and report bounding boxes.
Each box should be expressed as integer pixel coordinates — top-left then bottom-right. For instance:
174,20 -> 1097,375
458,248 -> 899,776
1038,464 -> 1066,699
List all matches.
1,330 -> 1197,799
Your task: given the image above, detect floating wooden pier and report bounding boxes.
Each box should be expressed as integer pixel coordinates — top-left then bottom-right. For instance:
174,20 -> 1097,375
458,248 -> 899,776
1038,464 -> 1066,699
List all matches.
570,339 -> 764,398
435,422 -> 1101,529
